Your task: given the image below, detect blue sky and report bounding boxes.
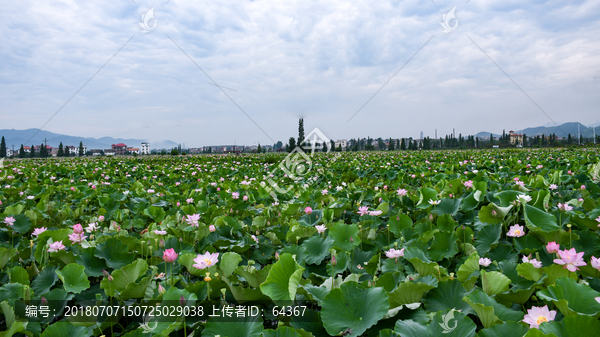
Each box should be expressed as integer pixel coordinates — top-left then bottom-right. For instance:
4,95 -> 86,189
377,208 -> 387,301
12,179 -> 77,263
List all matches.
1,0 -> 599,146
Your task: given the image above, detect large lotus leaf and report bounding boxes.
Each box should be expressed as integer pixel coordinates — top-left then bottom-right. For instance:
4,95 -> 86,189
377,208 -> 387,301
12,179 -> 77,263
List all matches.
75,247 -> 108,277
539,314 -> 600,337
457,253 -> 480,290
11,214 -> 31,234
234,265 -> 272,289
460,191 -> 482,211
94,237 -> 134,270
31,265 -> 59,296
494,191 -> 524,207
524,204 -> 560,232
119,276 -> 152,300
203,313 -> 264,337
474,224 -> 501,256
301,236 -> 333,265
428,231 -> 458,261
388,281 -> 435,308
39,321 -> 91,337
321,281 -> 389,337
514,235 -> 544,254
105,259 -> 148,292
517,263 -> 543,282
262,326 -> 302,337
572,230 -> 600,258
404,247 -> 439,277
423,279 -> 473,314
431,198 -> 461,215
393,310 -> 477,337
463,290 -> 524,328
388,214 -> 413,237
0,247 -> 17,269
537,277 -> 600,316
55,263 -> 90,294
219,252 -> 243,278
481,270 -> 511,296
417,187 -> 438,209
34,229 -> 70,262
260,253 -> 304,302
479,203 -> 512,224
477,321 -> 529,337
9,266 -> 29,286
329,222 -> 361,251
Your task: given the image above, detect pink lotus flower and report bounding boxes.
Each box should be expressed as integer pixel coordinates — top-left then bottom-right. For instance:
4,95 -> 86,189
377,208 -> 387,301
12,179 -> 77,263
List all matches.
243,195 -> 248,201
507,224 -> 525,237
209,225 -> 216,232
193,252 -> 219,270
546,241 -> 560,253
68,232 -> 88,244
304,207 -> 313,215
522,255 -> 543,268
315,225 -> 326,233
368,210 -> 383,216
385,248 -> 404,259
557,203 -> 573,212
397,188 -> 407,197
321,189 -> 328,195
99,215 -> 105,222
581,185 -> 586,190
3,216 -> 16,226
231,192 -> 240,199
176,202 -> 181,207
522,305 -> 556,329
154,230 -> 167,235
463,180 -> 473,189
32,227 -> 47,237
186,198 -> 194,204
591,256 -> 600,272
554,248 -> 586,272
549,184 -> 558,190
185,214 -> 201,227
357,206 -> 369,216
163,248 -> 178,263
251,235 -> 259,244
48,240 -> 66,252
479,258 -> 492,267
73,224 -> 83,234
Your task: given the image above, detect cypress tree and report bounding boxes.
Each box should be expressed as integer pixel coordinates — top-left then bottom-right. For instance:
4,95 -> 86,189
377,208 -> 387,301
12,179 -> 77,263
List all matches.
400,138 -> 406,150
79,141 -> 84,156
0,136 -> 6,158
297,119 -> 305,147
19,144 -> 25,158
58,143 -> 64,157
30,145 -> 35,158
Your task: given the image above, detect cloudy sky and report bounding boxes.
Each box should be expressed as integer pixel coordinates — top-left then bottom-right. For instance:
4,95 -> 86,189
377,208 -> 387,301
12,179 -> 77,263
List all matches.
1,0 -> 599,147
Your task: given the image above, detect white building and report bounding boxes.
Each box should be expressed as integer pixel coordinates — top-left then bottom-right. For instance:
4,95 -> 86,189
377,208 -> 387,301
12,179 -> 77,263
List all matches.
140,142 -> 151,155
334,139 -> 348,151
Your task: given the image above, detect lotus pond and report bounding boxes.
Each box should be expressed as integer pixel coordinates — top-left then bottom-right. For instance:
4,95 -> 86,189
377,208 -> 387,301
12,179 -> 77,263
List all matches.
1,148 -> 600,337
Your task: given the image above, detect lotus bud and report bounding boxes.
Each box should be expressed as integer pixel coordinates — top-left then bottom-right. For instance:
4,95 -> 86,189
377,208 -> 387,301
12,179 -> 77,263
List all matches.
159,239 -> 165,248
350,237 -> 353,243
41,296 -> 48,306
179,237 -> 183,242
24,287 -> 31,303
331,255 -> 337,266
491,210 -> 497,217
103,269 -> 110,278
158,284 -> 166,295
179,295 -> 186,306
275,251 -> 280,260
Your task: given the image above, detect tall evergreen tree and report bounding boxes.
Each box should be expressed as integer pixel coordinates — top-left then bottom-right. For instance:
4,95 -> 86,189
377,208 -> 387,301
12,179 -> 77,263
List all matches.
400,138 -> 406,150
297,119 -> 305,147
330,139 -> 335,152
79,141 -> 84,156
58,143 -> 64,157
388,138 -> 394,151
0,136 -> 6,158
19,144 -> 25,158
490,134 -> 494,145
30,145 -> 35,158
288,137 -> 296,153
257,143 -> 261,153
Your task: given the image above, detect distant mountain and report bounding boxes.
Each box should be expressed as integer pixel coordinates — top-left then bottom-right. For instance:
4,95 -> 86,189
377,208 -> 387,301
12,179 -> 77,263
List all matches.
0,128 -> 170,150
478,122 -> 596,139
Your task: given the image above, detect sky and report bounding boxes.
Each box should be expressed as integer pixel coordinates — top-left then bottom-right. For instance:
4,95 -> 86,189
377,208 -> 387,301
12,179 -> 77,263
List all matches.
1,0 -> 599,147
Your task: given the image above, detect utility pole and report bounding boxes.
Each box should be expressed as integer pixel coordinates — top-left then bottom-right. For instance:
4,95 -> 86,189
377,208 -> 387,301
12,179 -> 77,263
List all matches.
594,121 -> 597,145
578,124 -> 580,145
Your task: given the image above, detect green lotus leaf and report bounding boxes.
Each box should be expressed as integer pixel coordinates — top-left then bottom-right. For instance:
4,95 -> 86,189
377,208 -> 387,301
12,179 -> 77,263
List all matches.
219,252 -> 243,278
539,314 -> 600,337
517,263 -> 543,282
537,277 -> 600,316
479,203 -> 513,224
203,313 -> 264,337
524,204 -> 560,232
474,224 -> 502,256
9,266 -> 29,286
481,270 -> 511,296
423,279 -> 473,314
55,263 -> 90,294
321,281 -> 389,337
0,247 -> 17,269
39,321 -> 91,337
463,289 -> 524,328
329,222 -> 361,251
94,237 -> 134,270
477,321 -> 529,337
260,253 -> 304,302
428,231 -> 459,261
388,214 -> 413,237
457,253 -> 480,290
388,281 -> 435,308
417,187 -> 438,209
31,265 -> 59,296
301,236 -> 333,265
75,248 -> 108,277
262,326 -> 302,337
431,198 -> 460,215
11,214 -> 31,234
